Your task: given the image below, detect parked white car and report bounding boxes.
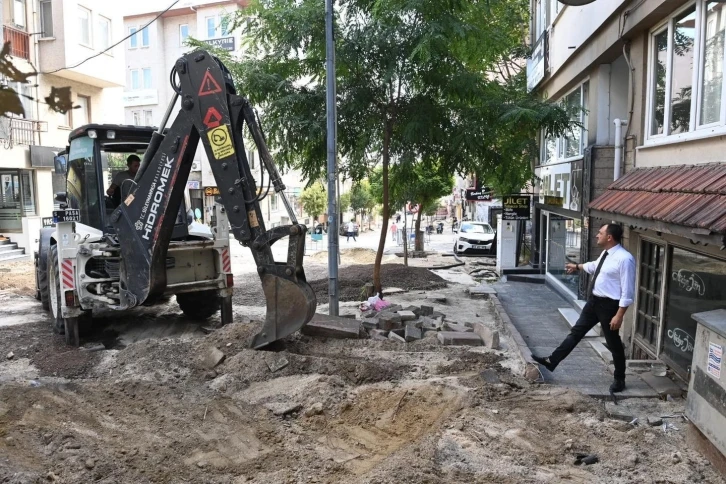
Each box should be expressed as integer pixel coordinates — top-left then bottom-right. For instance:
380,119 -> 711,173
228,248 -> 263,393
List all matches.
453,222 -> 495,255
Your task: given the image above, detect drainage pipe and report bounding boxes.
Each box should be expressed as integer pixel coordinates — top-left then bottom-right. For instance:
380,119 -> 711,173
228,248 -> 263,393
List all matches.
613,119 -> 628,181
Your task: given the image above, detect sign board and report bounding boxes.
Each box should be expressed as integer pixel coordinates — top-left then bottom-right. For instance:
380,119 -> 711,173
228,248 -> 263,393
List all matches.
186,181 -> 200,190
465,187 -> 492,202
203,36 -> 235,52
502,196 -> 531,220
30,145 -> 64,168
536,158 -> 583,210
708,342 -> 723,379
527,32 -> 547,92
204,186 -> 221,196
122,89 -> 159,107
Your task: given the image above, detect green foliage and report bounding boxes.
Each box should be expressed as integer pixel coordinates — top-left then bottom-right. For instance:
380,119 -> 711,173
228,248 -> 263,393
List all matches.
339,191 -> 351,214
349,181 -> 375,215
300,183 -> 327,220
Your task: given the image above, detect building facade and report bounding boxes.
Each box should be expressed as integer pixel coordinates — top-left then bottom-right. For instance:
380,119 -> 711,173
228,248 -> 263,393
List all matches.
0,0 -> 124,255
123,0 -> 312,228
530,0 -> 726,381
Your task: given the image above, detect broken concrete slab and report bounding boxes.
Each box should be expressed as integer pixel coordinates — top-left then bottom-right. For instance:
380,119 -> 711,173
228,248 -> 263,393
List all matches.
369,329 -> 389,341
468,284 -> 497,299
605,402 -> 636,422
203,347 -> 226,369
265,354 -> 289,373
647,416 -> 663,426
389,331 -> 406,343
639,371 -> 683,398
480,368 -> 500,384
437,332 -> 482,346
472,323 -> 500,350
301,314 -> 361,339
443,321 -> 473,333
405,325 -> 422,342
398,310 -> 417,321
420,305 -> 434,316
427,294 -> 447,304
361,318 -> 379,330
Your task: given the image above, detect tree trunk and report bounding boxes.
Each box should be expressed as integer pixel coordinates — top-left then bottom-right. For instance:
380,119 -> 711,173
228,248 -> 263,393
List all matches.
373,122 -> 391,296
414,207 -> 424,252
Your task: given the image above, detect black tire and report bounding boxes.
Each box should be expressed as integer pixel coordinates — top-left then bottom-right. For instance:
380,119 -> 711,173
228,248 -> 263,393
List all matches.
38,252 -> 50,311
49,245 -> 65,335
177,290 -> 220,320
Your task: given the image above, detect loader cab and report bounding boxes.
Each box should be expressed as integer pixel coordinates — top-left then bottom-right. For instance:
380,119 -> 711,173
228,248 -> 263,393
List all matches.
64,124 -> 191,238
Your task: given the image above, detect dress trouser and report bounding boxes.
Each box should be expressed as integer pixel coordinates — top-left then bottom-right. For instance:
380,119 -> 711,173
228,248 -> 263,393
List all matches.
549,296 -> 627,380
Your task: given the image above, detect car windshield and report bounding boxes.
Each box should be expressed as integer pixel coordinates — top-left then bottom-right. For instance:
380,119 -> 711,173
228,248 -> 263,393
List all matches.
461,223 -> 493,234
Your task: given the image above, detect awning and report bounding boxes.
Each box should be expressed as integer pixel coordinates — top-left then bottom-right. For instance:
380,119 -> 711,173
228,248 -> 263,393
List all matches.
589,163 -> 726,247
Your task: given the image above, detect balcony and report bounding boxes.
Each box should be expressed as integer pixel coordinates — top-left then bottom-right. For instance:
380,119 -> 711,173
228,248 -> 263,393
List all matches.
0,117 -> 48,147
3,25 -> 30,60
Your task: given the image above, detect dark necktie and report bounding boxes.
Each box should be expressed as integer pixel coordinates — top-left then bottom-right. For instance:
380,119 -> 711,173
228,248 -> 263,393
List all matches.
587,250 -> 609,299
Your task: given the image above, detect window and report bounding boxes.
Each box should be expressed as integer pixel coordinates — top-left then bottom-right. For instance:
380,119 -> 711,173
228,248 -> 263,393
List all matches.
78,6 -> 91,46
132,110 -> 141,126
539,82 -> 589,164
40,0 -> 53,37
129,27 -> 138,48
98,16 -> 111,51
20,171 -> 34,215
206,17 -> 216,38
647,1 -> 726,139
206,14 -> 231,38
141,26 -> 150,47
271,194 -> 278,211
142,68 -> 152,89
75,95 -> 90,127
13,0 -> 25,29
180,24 -> 189,45
144,110 -> 153,125
130,69 -> 140,90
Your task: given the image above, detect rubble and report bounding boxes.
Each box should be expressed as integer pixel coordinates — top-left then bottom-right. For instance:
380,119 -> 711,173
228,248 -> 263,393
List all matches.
301,314 -> 361,339
472,323 -> 500,349
389,331 -> 406,343
203,346 -> 226,369
437,332 -> 482,346
404,325 -> 422,342
398,310 -> 417,321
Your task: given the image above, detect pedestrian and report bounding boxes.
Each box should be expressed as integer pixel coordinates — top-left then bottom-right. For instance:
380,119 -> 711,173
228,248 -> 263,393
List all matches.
452,216 -> 458,233
531,223 -> 635,393
346,219 -> 357,242
390,222 -> 397,241
396,214 -> 401,223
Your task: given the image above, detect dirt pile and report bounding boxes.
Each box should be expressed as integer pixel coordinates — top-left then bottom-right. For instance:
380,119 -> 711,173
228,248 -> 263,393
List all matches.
0,260 -> 35,297
310,248 -> 398,265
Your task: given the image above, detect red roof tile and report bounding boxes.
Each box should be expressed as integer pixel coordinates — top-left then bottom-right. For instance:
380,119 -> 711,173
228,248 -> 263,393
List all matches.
589,163 -> 726,234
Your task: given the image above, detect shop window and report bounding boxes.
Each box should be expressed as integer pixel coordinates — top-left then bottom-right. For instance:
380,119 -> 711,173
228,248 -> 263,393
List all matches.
546,215 -> 582,295
634,240 -> 664,356
662,247 -> 726,378
647,1 -> 726,139
539,82 -> 588,165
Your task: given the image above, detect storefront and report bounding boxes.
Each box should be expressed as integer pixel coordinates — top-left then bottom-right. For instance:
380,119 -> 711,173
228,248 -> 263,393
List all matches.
590,163 -> 726,381
0,169 -> 35,232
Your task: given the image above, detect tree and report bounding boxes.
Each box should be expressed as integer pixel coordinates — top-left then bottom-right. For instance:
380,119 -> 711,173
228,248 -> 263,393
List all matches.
300,183 -> 327,222
223,0 -> 573,294
339,191 -> 351,216
349,181 -> 372,220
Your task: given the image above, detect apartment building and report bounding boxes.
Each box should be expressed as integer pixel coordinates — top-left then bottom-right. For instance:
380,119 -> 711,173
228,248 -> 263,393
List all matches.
0,0 -> 124,256
529,0 -> 726,382
123,0 -> 313,228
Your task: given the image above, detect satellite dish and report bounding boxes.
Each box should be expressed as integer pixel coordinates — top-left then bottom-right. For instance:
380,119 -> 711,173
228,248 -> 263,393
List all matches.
559,0 -> 597,5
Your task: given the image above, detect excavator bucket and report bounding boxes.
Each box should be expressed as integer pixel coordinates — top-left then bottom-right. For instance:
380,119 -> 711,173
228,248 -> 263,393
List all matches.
251,272 -> 317,349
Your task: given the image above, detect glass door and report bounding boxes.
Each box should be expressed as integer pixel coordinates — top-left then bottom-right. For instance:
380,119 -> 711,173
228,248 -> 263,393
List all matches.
0,171 -> 22,231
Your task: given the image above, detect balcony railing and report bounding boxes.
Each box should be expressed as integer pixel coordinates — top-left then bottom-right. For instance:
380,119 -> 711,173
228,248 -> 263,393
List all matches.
0,117 -> 45,147
3,25 -> 30,60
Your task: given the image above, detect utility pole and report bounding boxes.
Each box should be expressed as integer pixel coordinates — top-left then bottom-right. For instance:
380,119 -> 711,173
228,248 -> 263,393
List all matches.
325,0 -> 339,315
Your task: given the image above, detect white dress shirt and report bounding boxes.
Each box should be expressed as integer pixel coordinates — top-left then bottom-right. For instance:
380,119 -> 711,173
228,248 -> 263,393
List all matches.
582,244 -> 636,308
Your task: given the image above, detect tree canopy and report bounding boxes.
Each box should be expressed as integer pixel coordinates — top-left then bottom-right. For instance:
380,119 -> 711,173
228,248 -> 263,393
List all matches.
300,183 -> 327,221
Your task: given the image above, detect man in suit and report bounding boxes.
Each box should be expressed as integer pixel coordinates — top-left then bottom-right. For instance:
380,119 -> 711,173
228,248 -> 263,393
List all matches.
532,223 -> 636,393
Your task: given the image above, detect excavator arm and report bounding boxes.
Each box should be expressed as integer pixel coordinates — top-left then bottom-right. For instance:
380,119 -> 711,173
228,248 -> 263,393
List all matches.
110,50 -> 316,348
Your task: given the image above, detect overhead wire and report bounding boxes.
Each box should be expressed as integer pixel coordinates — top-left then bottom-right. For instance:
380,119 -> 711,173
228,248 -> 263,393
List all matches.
42,0 -> 181,75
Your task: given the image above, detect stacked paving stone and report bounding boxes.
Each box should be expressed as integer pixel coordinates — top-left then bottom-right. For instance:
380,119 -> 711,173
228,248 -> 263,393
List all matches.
360,304 -> 499,348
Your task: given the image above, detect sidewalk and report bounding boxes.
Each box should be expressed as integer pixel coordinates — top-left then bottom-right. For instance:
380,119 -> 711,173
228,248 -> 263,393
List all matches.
494,279 -> 656,398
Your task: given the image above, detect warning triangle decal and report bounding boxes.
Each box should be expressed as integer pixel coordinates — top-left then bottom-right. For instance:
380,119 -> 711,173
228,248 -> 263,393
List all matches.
198,71 -> 223,97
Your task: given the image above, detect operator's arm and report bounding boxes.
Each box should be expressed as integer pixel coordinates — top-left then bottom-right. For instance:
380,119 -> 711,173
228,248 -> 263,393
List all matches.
610,256 -> 636,330
106,183 -> 118,196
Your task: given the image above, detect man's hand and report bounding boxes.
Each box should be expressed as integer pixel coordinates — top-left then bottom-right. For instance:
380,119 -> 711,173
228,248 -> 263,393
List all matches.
610,314 -> 624,331
565,263 -> 578,274
106,186 -> 114,197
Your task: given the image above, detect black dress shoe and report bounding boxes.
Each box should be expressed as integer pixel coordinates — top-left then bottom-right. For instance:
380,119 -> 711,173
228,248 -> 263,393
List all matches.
531,354 -> 555,372
610,379 -> 626,393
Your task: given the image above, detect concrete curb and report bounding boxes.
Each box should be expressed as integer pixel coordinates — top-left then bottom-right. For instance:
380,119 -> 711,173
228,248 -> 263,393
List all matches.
491,294 -> 538,378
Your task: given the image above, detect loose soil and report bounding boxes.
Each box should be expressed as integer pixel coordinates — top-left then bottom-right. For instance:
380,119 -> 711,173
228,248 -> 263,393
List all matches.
0,260 -> 723,483
0,259 -> 35,298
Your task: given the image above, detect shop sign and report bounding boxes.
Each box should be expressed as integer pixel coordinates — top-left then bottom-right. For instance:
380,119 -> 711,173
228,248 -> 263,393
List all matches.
203,36 -> 235,52
186,181 -> 200,189
204,186 -> 221,196
502,196 -> 531,220
465,187 -> 492,201
536,159 -> 583,210
527,32 -> 548,92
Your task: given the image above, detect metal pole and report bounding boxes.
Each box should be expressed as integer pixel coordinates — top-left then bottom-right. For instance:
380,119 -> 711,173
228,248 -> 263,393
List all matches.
325,0 -> 339,316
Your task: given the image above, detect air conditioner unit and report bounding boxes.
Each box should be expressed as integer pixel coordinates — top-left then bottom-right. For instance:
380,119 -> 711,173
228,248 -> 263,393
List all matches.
191,161 -> 201,172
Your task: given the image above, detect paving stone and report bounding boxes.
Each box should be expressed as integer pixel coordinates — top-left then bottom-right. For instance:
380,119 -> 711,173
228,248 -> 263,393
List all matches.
385,304 -> 403,313
361,318 -> 379,330
203,346 -> 226,369
391,328 -> 405,337
480,368 -> 500,384
398,310 -> 417,321
369,329 -> 389,341
468,284 -> 497,299
389,331 -> 406,343
377,312 -> 402,331
402,305 -> 422,317
443,321 -> 473,333
420,305 -> 434,316
301,314 -> 361,339
605,402 -> 636,422
437,331 -> 482,346
472,323 -> 500,349
639,371 -> 683,397
405,325 -> 422,342
589,340 -> 613,365
264,354 -> 289,373
420,317 -> 440,331
361,309 -> 377,318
